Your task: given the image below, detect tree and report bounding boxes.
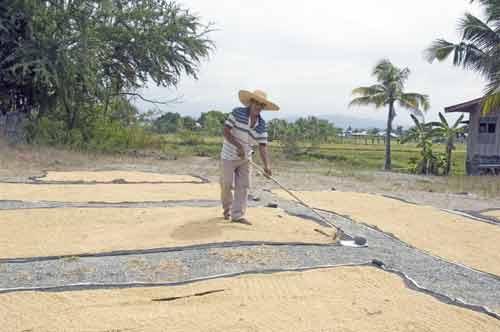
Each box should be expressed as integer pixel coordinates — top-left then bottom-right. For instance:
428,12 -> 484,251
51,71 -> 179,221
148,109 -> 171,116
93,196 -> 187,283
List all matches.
152,112 -> 182,134
181,116 -> 198,131
0,0 -> 50,116
267,118 -> 288,141
425,0 -> 500,113
349,59 -> 430,170
1,0 -> 214,143
295,116 -> 328,145
199,110 -> 228,135
429,112 -> 467,175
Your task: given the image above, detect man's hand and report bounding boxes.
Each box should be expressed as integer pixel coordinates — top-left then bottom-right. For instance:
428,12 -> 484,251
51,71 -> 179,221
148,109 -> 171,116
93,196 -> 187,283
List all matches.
259,144 -> 272,177
224,126 -> 246,160
237,146 -> 246,159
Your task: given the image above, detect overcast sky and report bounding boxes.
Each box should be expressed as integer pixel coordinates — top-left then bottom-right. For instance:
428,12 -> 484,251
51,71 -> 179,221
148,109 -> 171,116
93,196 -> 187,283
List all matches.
137,0 -> 486,128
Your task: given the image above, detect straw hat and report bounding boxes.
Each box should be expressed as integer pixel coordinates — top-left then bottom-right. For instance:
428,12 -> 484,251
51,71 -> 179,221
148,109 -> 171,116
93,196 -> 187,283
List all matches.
238,90 -> 280,111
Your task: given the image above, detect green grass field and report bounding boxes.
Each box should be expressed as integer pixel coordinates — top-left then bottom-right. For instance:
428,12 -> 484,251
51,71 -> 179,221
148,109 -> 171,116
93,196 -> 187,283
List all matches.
158,133 -> 468,176
289,142 -> 466,175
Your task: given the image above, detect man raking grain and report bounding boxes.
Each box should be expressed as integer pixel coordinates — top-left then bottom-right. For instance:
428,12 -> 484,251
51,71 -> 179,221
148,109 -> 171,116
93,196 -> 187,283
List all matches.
220,89 -> 278,224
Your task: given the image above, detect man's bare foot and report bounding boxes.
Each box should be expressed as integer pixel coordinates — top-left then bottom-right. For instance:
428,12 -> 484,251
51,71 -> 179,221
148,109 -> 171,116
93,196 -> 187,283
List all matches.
231,217 -> 252,225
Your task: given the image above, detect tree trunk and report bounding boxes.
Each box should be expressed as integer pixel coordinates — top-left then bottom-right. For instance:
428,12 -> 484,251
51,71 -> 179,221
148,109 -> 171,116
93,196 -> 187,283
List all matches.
445,139 -> 453,175
384,102 -> 394,170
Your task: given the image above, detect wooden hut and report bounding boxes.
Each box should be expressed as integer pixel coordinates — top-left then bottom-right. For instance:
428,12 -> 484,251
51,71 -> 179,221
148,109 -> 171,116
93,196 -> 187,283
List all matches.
445,98 -> 500,175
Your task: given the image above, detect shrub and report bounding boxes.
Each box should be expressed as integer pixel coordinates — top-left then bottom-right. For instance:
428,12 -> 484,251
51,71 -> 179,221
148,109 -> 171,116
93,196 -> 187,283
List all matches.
178,131 -> 206,146
27,115 -> 156,153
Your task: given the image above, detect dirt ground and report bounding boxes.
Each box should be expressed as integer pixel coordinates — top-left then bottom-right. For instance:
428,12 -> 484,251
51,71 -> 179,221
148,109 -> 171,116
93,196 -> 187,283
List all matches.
1,142 -> 499,211
0,207 -> 334,259
1,267 -> 498,332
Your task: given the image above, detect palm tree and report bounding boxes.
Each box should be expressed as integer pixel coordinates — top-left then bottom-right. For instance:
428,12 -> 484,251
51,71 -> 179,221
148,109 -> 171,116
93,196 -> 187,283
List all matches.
429,113 -> 467,175
425,0 -> 500,113
349,59 -> 430,170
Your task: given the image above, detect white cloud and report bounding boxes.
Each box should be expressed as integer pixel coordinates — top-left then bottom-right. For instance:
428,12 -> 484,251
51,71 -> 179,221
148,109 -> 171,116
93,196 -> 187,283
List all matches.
137,0 -> 486,127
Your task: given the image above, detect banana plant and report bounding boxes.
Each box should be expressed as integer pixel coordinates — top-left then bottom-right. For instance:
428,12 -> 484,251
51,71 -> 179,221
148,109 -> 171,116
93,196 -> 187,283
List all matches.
429,112 -> 467,175
401,115 -> 436,174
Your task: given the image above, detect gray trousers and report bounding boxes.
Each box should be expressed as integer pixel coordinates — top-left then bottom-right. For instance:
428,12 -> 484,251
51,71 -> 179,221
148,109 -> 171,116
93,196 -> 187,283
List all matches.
220,159 -> 251,220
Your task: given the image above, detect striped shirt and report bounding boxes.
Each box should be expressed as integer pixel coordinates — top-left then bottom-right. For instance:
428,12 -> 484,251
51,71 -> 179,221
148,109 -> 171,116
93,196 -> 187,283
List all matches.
221,107 -> 268,160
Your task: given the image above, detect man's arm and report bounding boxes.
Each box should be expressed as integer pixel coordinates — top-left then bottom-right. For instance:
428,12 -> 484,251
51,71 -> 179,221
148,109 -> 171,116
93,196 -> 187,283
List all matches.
224,126 -> 245,158
258,143 -> 272,176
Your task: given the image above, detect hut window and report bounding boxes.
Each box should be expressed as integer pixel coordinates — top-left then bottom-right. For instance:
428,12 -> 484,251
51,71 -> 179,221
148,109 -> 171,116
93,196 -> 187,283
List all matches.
488,123 -> 496,133
479,123 -> 495,133
478,117 -> 497,144
479,117 -> 497,132
479,123 -> 487,133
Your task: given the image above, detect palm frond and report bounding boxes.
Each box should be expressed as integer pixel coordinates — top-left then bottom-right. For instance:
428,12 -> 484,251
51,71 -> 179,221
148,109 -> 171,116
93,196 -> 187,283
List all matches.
459,13 -> 500,50
401,92 -> 430,111
349,96 -> 382,108
352,59 -> 429,120
398,98 -> 417,111
425,39 -> 457,62
427,3 -> 499,116
425,39 -> 488,72
399,67 -> 411,84
484,70 -> 500,96
470,0 -> 500,22
373,59 -> 392,78
351,84 -> 386,96
482,91 -> 500,114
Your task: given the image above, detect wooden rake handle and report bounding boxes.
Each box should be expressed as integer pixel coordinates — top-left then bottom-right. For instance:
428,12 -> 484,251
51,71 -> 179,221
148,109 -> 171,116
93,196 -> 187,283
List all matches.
247,159 -> 340,233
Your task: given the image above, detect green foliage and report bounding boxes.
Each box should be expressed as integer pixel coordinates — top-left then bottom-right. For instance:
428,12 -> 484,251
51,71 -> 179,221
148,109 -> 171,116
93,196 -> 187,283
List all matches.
281,128 -> 302,159
152,112 -> 183,134
401,115 -> 436,174
178,131 -> 205,146
426,0 -> 500,113
151,112 -> 199,134
401,113 -> 464,175
199,110 -> 228,135
181,116 -> 198,131
1,0 -> 214,150
267,117 -> 340,159
25,117 -> 68,146
27,98 -> 156,153
350,59 -> 430,170
0,0 -> 49,115
428,112 -> 467,175
267,119 -> 288,141
268,117 -> 340,145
